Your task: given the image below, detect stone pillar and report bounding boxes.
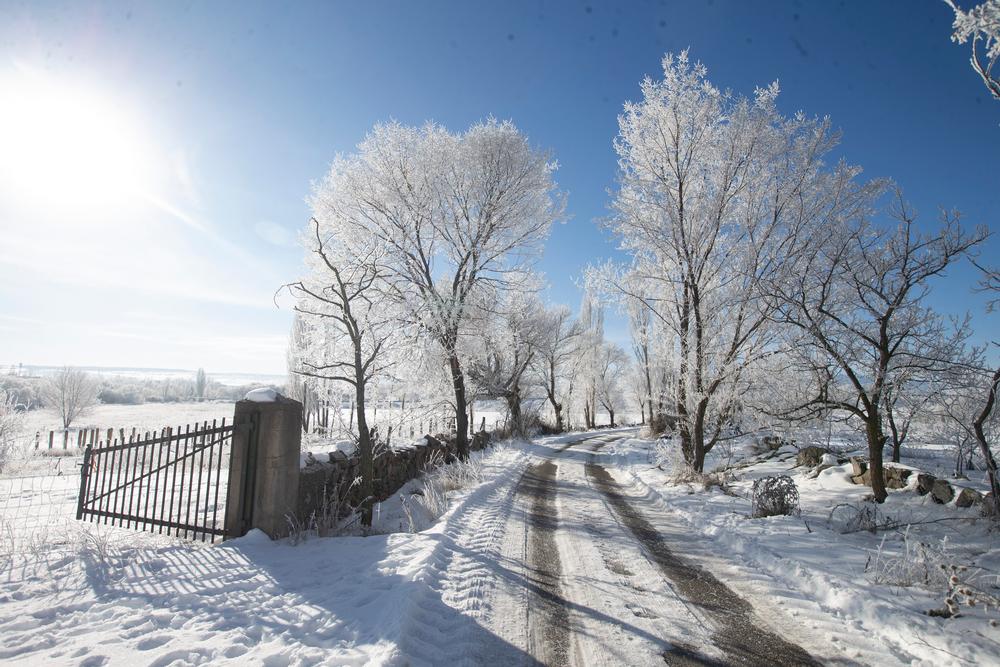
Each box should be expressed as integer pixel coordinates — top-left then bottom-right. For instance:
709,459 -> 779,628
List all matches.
224,394 -> 302,540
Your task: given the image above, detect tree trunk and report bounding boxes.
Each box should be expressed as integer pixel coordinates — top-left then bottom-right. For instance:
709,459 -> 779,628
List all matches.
448,353 -> 470,460
973,367 -> 1000,517
866,413 -> 889,503
609,408 -> 616,428
507,390 -> 522,436
886,402 -> 902,463
354,360 -> 374,528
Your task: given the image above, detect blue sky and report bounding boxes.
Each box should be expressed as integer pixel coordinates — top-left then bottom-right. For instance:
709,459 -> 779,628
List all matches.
0,0 -> 997,375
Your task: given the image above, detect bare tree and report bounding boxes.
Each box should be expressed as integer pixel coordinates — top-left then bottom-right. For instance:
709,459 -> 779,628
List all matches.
768,192 -> 986,502
881,362 -> 942,463
533,304 -> 580,432
41,366 -> 98,429
284,216 -> 399,527
573,291 -> 605,429
0,389 -> 26,473
595,343 -> 629,427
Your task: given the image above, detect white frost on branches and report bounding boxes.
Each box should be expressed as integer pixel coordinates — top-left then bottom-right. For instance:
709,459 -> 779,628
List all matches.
946,0 -> 1000,99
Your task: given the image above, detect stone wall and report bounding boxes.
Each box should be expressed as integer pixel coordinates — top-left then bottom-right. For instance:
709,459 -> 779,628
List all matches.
296,431 -> 491,522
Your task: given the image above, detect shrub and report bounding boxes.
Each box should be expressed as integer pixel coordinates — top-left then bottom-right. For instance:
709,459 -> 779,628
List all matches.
751,475 -> 800,518
828,500 -> 899,534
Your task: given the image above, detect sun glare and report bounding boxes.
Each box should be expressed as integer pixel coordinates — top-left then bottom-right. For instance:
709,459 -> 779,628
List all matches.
0,68 -> 156,214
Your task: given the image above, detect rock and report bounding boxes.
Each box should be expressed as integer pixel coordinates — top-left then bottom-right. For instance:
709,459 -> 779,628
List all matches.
883,465 -> 913,490
915,473 -> 936,495
850,456 -> 868,477
761,435 -> 786,451
329,450 -> 349,465
851,470 -> 872,486
931,479 -> 955,504
796,446 -> 829,468
955,487 -> 983,508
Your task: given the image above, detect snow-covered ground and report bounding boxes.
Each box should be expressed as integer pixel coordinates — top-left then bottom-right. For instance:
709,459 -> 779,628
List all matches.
2,426 -> 998,666
605,433 -> 1000,666
0,435 -> 541,665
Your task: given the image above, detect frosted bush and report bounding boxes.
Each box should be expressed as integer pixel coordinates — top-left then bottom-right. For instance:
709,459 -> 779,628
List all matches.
0,390 -> 28,473
751,475 -> 800,518
829,501 -> 899,534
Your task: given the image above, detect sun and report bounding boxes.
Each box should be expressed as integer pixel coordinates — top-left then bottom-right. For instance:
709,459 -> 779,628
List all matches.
0,68 -> 156,215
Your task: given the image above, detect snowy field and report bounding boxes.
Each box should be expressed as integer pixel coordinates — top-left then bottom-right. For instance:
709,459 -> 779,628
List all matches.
21,401 -> 238,451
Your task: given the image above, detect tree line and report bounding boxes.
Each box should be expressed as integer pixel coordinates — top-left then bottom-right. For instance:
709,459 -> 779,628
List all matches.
286,52 -> 999,526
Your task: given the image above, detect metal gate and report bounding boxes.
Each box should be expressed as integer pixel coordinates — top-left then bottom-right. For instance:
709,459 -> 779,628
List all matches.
76,419 -> 236,542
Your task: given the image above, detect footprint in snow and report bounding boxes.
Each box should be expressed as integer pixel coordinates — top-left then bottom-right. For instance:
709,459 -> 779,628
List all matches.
625,602 -> 658,619
136,636 -> 171,651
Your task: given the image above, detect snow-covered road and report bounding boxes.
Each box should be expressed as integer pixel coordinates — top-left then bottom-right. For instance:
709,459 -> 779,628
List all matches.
480,431 -> 818,666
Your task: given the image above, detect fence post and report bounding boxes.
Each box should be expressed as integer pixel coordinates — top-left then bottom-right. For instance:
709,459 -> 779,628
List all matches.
224,393 -> 302,540
76,446 -> 92,520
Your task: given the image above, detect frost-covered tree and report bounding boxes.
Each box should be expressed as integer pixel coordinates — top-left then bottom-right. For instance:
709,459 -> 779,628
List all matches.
194,368 -> 207,400
310,120 -> 563,459
767,192 -> 985,502
0,389 -> 26,473
599,51 -> 869,471
41,366 -> 98,429
573,291 -> 605,429
285,215 -> 401,526
533,304 -> 580,432
468,293 -> 548,436
595,342 -> 629,427
946,0 -> 1000,100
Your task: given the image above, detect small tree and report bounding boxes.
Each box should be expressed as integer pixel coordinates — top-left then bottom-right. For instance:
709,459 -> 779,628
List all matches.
195,368 -> 207,400
285,215 -> 399,527
41,366 -> 98,429
533,304 -> 580,432
468,294 -> 548,437
595,343 -> 629,427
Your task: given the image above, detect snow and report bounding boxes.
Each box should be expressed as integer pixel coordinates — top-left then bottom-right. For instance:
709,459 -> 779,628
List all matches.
2,427 -> 998,665
0,436 -> 534,665
244,387 -> 279,402
604,433 -> 1000,666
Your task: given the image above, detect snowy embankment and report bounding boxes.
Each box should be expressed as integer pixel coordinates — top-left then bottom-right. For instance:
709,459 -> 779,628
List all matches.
0,434 -> 571,665
603,435 -> 1000,667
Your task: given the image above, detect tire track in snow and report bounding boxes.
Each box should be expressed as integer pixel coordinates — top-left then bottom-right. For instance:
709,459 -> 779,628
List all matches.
394,448 -> 536,666
522,459 -> 571,666
584,450 -> 820,667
